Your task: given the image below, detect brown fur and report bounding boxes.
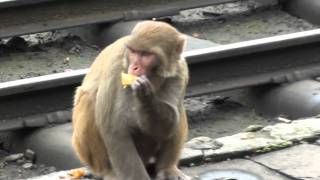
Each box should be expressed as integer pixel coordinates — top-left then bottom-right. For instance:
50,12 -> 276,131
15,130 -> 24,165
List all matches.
72,21 -> 189,180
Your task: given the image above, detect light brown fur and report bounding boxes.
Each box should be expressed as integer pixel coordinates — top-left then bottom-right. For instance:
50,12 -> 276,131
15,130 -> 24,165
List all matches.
72,21 -> 189,180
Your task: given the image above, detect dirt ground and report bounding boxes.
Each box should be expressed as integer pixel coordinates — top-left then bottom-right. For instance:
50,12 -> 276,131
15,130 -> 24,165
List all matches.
173,4 -> 318,44
186,89 -> 276,139
0,0 -> 319,179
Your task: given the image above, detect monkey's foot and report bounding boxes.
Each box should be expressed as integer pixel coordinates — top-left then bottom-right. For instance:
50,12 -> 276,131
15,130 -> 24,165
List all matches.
103,174 -> 117,180
155,167 -> 191,180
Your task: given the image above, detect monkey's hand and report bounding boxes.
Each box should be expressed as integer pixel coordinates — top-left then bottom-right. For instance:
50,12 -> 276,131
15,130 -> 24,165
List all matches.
131,75 -> 155,99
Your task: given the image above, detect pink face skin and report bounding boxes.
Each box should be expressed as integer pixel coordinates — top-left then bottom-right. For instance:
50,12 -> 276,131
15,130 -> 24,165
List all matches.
127,45 -> 157,77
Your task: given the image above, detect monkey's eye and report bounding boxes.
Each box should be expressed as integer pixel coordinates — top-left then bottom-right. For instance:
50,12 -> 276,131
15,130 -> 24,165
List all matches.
140,51 -> 153,57
126,45 -> 137,53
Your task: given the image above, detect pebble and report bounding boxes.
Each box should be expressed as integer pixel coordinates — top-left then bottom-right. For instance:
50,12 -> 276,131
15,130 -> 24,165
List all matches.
48,166 -> 57,173
6,36 -> 29,51
244,125 -> 264,132
5,153 -> 24,162
24,149 -> 36,162
315,139 -> 320,146
0,162 -> 5,168
185,136 -> 223,150
17,159 -> 26,165
22,163 -> 33,169
68,44 -> 82,54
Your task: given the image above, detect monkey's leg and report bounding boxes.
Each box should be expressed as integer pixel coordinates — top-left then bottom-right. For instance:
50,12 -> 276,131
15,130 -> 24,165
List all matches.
154,137 -> 190,180
104,132 -> 151,180
72,89 -> 111,176
155,113 -> 190,180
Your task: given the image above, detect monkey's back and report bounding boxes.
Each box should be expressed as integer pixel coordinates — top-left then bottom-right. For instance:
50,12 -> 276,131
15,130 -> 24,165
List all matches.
72,37 -> 130,175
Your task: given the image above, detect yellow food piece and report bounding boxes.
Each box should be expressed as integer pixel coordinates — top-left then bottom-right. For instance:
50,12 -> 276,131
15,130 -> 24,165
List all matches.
121,72 -> 137,88
69,168 -> 86,179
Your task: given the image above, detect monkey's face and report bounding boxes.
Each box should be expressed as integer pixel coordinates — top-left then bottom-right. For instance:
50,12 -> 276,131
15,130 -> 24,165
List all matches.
126,45 -> 158,77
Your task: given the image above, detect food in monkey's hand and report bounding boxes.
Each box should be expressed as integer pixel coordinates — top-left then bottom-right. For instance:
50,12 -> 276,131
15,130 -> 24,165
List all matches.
121,72 -> 138,88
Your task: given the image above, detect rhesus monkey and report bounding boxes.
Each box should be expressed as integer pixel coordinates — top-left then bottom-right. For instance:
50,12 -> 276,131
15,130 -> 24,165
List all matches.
72,21 -> 190,180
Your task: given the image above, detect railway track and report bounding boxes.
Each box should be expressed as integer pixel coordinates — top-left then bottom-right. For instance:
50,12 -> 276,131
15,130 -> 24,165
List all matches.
0,0 -> 238,39
1,28 -> 320,131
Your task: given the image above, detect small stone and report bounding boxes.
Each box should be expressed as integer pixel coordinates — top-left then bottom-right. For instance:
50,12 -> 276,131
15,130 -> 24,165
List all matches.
185,136 -> 223,150
0,162 -> 5,168
18,169 -> 24,174
315,139 -> 320,146
277,117 -> 292,123
48,166 -> 57,173
47,62 -> 54,67
244,125 -> 264,132
17,159 -> 26,165
5,153 -> 24,162
25,160 -> 32,163
6,36 -> 29,51
22,162 -> 33,169
63,57 -> 70,64
24,149 -> 36,162
68,44 -> 82,54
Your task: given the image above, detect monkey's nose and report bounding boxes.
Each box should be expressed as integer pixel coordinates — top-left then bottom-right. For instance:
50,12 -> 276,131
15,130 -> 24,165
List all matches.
129,65 -> 142,76
132,67 -> 140,74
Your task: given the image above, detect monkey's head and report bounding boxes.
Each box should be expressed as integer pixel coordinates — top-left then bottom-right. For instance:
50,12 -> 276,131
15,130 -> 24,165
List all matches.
125,21 -> 185,78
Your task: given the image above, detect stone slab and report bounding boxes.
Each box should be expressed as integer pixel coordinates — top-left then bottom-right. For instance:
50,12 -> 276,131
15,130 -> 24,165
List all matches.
180,147 -> 203,166
181,118 -> 320,165
185,35 -> 219,51
252,144 -> 320,180
183,159 -> 290,180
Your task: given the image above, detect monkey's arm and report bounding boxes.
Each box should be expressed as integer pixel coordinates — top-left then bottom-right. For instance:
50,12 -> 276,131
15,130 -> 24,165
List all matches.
134,75 -> 186,138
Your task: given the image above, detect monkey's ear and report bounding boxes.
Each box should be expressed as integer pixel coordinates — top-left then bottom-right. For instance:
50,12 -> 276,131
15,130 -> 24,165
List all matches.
176,35 -> 186,55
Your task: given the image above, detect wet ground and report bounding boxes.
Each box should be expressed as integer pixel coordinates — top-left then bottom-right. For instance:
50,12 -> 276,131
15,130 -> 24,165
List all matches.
0,0 -> 319,179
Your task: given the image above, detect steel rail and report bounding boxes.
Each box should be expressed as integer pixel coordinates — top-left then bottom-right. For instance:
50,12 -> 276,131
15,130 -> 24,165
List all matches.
0,0 -> 57,8
0,0 -> 237,39
1,29 -> 320,130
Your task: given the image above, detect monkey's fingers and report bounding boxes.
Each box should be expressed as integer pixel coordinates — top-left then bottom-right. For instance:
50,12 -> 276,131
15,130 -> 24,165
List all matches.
131,79 -> 141,91
132,76 -> 153,98
140,75 -> 154,95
